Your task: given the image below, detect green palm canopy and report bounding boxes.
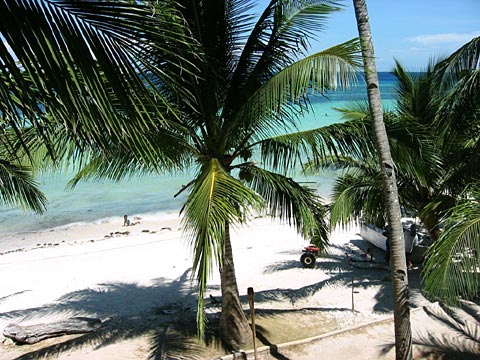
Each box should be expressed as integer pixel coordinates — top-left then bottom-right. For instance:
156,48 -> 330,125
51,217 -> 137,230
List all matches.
0,0 -> 197,212
1,0 -> 362,348
305,37 -> 480,305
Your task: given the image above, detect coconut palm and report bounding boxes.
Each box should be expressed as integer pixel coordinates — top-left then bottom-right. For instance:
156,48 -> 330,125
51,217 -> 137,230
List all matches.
315,49 -> 477,241
423,184 -> 480,303
0,145 -> 47,213
318,37 -> 479,234
0,0 -> 201,173
324,61 -> 452,241
352,0 -> 412,358
0,73 -> 47,213
1,0 -> 362,349
73,1 -> 362,348
422,36 -> 480,303
303,34 -> 478,359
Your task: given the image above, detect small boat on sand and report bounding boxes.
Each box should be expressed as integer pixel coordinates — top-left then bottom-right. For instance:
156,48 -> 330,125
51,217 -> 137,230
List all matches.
359,218 -> 431,263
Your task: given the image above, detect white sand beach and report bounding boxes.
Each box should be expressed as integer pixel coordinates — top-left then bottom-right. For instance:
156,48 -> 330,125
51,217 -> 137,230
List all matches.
0,215 -> 475,359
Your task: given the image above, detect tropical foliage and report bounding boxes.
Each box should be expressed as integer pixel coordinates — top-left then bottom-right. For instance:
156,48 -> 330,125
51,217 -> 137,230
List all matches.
0,0 -> 196,211
1,0 -> 362,348
306,36 -> 480,305
309,38 -> 479,240
422,36 -> 480,303
423,185 -> 480,303
0,129 -> 46,212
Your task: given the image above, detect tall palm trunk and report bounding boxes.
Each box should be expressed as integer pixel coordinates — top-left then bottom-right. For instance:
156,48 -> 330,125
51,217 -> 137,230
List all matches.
352,1 -> 413,359
219,223 -> 252,349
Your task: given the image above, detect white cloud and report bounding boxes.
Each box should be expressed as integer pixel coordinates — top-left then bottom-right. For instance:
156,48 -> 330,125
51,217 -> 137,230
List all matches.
407,31 -> 480,44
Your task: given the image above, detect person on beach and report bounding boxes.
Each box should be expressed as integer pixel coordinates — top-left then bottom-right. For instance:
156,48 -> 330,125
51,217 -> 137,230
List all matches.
123,214 -> 140,226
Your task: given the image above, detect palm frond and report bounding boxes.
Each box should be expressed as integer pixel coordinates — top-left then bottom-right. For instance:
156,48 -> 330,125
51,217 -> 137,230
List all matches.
181,158 -> 263,336
0,159 -> 47,213
332,100 -> 370,121
434,36 -> 480,89
65,139 -> 193,188
255,37 -> 361,109
0,0 -> 196,157
224,38 -> 362,149
329,163 -> 385,227
393,60 -> 440,127
303,154 -> 359,173
331,102 -> 444,189
238,163 -> 329,248
385,115 -> 443,188
229,0 -> 343,96
258,116 -> 372,173
435,70 -> 480,146
423,186 -> 480,303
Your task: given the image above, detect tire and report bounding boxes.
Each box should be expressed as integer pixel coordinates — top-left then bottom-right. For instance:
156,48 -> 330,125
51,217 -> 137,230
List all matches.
300,253 -> 316,268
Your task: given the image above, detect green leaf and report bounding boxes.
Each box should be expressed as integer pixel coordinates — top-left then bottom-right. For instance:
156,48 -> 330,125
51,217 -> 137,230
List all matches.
238,163 -> 329,248
424,185 -> 480,303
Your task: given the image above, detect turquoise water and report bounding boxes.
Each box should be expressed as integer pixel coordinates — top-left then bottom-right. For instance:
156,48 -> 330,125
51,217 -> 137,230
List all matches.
0,73 -> 398,234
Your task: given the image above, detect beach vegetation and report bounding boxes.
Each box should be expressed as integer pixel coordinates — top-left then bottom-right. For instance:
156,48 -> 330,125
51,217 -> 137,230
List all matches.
0,0 -> 363,350
0,0 -> 196,212
307,37 -> 479,248
422,36 -> 480,304
0,144 -> 47,213
307,35 -> 480,312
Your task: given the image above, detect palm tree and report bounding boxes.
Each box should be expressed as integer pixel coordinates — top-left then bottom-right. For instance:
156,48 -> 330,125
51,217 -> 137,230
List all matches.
312,38 -> 479,251
422,36 -> 480,303
423,185 -> 480,303
303,34 -> 478,360
1,0 -> 362,349
323,62 -> 452,241
352,0 -> 412,359
0,0 -> 201,171
0,0 -> 196,211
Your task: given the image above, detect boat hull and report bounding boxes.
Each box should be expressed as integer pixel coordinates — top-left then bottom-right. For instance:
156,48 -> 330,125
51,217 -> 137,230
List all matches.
359,221 -> 417,253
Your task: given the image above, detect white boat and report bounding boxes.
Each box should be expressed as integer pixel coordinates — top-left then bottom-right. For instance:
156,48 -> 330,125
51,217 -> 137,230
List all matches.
360,218 -> 419,253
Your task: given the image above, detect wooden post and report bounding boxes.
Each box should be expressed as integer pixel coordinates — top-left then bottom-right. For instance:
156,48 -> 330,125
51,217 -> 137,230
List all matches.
247,287 -> 258,360
351,277 -> 355,312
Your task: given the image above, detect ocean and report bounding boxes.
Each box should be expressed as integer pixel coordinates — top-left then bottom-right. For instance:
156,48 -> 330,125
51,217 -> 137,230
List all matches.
0,72 -> 398,235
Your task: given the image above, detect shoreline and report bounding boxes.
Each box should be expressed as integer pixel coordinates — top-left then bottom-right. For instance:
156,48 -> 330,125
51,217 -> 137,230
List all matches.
0,210 -> 183,254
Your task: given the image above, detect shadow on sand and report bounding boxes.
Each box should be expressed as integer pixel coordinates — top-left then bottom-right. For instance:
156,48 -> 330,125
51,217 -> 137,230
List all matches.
0,269 -> 213,359
1,237 -> 474,360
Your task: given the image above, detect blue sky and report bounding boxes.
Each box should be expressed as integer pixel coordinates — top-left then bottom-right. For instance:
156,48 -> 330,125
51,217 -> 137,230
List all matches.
255,0 -> 480,71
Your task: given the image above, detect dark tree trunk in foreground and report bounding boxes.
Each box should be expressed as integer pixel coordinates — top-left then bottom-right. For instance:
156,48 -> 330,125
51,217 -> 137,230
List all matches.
352,1 -> 413,359
219,224 -> 252,349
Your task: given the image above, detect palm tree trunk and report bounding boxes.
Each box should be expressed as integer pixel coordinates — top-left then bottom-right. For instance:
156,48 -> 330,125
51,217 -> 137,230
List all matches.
352,1 -> 413,359
219,223 -> 252,349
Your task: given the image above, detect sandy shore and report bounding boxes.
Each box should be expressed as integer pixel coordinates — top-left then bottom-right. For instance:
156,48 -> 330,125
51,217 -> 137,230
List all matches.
0,215 -> 471,359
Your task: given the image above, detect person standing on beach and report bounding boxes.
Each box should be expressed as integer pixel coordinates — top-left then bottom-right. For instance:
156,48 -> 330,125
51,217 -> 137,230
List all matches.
123,215 -> 131,226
